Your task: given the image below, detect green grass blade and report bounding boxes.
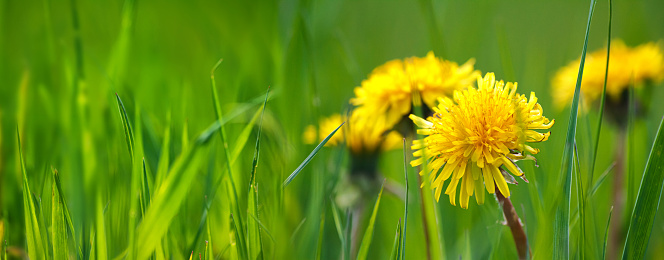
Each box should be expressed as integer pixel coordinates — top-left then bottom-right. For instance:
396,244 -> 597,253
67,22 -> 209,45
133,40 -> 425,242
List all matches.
96,189 -> 108,260
621,117 -> 664,259
552,0 -> 597,258
389,220 -> 402,260
603,207 -> 613,260
401,139 -> 408,260
587,0 -> 612,193
154,110 -> 171,189
356,180 -> 386,260
283,121 -> 344,187
248,87 -> 269,260
315,212 -> 325,260
573,143 -> 586,259
53,168 -> 83,259
115,93 -> 134,160
210,58 -> 248,260
330,198 -> 345,244
589,162 -> 616,198
52,168 -> 69,260
140,158 -> 151,216
135,120 -> 221,260
17,128 -> 45,260
344,210 -> 353,260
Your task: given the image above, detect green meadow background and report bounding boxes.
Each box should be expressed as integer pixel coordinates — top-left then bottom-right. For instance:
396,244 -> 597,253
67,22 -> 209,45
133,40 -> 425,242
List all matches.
1,0 -> 664,259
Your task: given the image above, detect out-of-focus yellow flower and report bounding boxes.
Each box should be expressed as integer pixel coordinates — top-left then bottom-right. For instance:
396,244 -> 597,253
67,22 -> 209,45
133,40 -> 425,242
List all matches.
303,114 -> 345,147
350,51 -> 480,133
303,113 -> 402,154
552,40 -> 664,110
410,73 -> 554,208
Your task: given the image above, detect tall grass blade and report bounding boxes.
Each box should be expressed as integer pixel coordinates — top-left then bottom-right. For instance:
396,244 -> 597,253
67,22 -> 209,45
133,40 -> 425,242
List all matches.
51,168 -> 69,260
603,207 -> 613,260
344,211 -> 353,260
53,167 -> 83,259
210,58 -> 248,259
17,128 -> 46,260
315,212 -> 325,260
283,121 -> 344,187
135,120 -> 221,260
621,117 -> 664,259
115,93 -> 134,159
587,0 -> 612,194
552,0 -> 597,258
247,87 -> 270,260
401,139 -> 410,260
154,110 -> 171,189
96,189 -> 108,260
390,220 -> 402,260
356,180 -> 386,260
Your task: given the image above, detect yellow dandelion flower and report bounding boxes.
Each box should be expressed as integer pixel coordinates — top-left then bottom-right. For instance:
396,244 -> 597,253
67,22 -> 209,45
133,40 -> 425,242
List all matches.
410,73 -> 554,209
350,51 -> 480,133
552,40 -> 664,110
303,113 -> 402,153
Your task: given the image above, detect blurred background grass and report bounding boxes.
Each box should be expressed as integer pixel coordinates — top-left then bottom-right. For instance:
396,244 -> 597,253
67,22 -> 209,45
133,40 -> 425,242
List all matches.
1,0 -> 664,259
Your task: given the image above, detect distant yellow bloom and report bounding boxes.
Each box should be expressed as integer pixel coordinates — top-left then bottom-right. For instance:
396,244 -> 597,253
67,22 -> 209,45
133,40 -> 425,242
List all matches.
303,114 -> 345,147
303,113 -> 402,154
410,73 -> 554,208
350,51 -> 480,133
552,40 -> 664,110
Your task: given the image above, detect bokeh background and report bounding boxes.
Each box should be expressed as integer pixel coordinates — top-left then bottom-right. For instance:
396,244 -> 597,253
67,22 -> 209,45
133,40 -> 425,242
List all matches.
1,0 -> 664,259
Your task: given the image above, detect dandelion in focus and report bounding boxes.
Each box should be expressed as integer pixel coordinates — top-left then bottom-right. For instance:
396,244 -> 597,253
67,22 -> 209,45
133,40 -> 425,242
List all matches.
410,73 -> 554,208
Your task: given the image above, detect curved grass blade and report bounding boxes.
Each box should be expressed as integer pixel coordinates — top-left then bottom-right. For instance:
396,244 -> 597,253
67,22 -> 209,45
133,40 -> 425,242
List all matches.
553,0 -> 597,258
210,58 -> 248,260
115,93 -> 134,159
51,168 -> 69,260
356,180 -> 386,260
17,128 -> 46,260
621,117 -> 664,259
389,220 -> 402,260
603,207 -> 613,260
53,168 -> 83,259
136,120 -> 222,260
283,121 -> 344,187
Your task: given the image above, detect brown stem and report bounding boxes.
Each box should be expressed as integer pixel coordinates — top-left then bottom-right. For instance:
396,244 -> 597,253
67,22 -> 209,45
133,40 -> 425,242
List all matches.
417,173 -> 432,260
496,190 -> 531,260
609,130 -> 626,260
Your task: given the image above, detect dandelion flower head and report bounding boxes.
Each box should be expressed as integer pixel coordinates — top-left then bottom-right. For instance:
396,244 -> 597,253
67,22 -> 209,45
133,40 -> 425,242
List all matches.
410,73 -> 554,208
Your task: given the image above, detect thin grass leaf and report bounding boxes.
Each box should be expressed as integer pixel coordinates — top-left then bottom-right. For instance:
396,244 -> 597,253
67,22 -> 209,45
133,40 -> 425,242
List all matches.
356,180 -> 386,260
587,0 -> 612,194
344,211 -> 353,260
52,168 -> 69,260
553,0 -> 597,258
590,162 -> 616,198
573,143 -> 586,260
621,117 -> 664,259
17,128 -> 46,260
140,158 -> 151,215
389,220 -> 402,260
290,218 -> 307,246
401,139 -> 409,260
53,168 -> 83,259
603,207 -> 613,260
247,87 -> 269,260
330,198 -> 345,244
283,121 -> 344,187
154,110 -> 171,189
210,58 -> 248,260
115,93 -> 134,159
96,189 -> 108,260
136,120 -> 222,260
315,212 -> 325,260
